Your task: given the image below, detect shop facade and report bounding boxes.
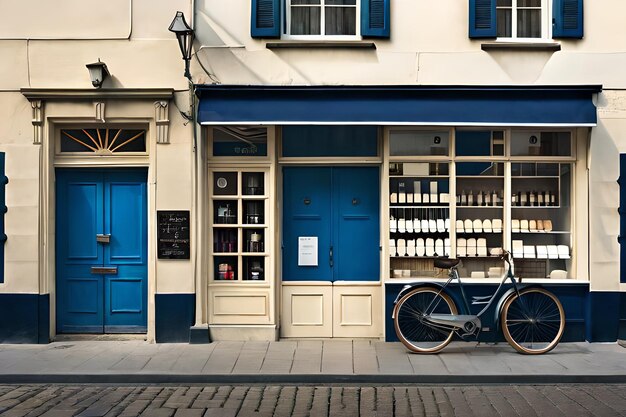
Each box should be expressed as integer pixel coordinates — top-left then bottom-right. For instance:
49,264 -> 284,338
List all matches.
1,0 -> 626,344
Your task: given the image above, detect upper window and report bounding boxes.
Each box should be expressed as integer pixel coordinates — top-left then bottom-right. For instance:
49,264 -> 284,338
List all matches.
287,0 -> 358,38
251,0 -> 389,39
60,128 -> 146,154
496,0 -> 547,39
469,0 -> 583,40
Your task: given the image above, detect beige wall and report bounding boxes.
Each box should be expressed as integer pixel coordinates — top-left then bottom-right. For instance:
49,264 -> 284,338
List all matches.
0,0 -> 195,313
194,0 -> 626,292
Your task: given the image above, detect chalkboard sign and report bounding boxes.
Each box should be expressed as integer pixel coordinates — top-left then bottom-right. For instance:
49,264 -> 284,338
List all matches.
157,210 -> 190,259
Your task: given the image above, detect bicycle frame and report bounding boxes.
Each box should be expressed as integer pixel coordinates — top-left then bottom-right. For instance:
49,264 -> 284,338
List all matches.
421,255 -> 522,338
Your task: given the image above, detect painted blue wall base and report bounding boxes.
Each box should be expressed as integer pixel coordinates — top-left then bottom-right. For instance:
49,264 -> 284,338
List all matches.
618,293 -> 626,340
155,293 -> 195,343
385,283 -> 589,343
0,294 -> 49,344
189,324 -> 211,344
586,292 -> 620,342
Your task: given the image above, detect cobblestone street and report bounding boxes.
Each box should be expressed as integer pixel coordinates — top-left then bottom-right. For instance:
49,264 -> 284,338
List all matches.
0,384 -> 625,417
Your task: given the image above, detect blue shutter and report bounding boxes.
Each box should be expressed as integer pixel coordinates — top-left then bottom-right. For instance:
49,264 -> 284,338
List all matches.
469,0 -> 496,38
0,153 -> 6,283
251,0 -> 280,38
553,0 -> 583,39
361,0 -> 390,38
617,153 -> 626,283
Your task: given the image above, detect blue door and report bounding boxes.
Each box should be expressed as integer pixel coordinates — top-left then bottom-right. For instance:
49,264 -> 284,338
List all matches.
56,169 -> 147,333
283,167 -> 380,282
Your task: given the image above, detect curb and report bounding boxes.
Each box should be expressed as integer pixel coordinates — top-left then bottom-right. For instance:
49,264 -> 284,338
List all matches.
1,374 -> 626,385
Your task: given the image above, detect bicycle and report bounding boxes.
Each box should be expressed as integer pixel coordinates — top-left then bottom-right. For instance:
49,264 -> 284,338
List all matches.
392,251 -> 565,354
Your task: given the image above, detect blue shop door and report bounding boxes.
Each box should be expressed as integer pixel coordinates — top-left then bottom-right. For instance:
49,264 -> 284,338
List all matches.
283,167 -> 333,281
56,169 -> 147,333
282,167 -> 379,282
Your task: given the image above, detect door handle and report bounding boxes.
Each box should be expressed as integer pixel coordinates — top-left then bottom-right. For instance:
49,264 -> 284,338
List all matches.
96,234 -> 111,244
329,246 -> 334,268
91,266 -> 117,275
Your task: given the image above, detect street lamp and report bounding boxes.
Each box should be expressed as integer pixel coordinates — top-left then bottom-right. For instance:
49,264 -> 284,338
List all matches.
169,11 -> 194,81
86,59 -> 110,88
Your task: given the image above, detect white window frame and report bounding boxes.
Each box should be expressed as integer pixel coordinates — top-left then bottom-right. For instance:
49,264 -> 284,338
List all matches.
496,0 -> 551,42
283,0 -> 361,40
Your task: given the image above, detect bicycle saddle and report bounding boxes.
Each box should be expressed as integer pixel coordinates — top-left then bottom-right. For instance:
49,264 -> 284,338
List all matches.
434,258 -> 460,269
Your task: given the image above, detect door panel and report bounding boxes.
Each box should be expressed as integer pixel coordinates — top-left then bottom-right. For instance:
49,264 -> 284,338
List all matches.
334,167 -> 380,281
103,171 -> 147,332
57,171 -> 105,333
56,169 -> 147,334
282,167 -> 333,281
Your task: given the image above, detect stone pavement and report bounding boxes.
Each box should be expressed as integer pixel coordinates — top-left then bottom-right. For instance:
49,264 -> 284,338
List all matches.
0,340 -> 625,384
2,384 -> 626,416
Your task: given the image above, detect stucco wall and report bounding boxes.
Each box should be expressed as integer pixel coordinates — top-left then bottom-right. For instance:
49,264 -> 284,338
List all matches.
0,0 -> 194,304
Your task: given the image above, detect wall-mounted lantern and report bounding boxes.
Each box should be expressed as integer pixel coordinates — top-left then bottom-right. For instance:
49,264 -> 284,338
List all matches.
86,59 -> 110,88
169,11 -> 194,80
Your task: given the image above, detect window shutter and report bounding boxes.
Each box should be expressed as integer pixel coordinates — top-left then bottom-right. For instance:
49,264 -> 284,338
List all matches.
251,0 -> 280,38
469,0 -> 496,38
553,0 -> 583,39
361,0 -> 390,38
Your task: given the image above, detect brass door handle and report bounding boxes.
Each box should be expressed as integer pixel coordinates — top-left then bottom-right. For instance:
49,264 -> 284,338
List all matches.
96,234 -> 111,243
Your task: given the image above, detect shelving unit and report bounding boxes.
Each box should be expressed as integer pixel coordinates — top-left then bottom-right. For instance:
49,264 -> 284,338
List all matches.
510,163 -> 572,278
210,169 -> 269,282
388,162 -> 450,277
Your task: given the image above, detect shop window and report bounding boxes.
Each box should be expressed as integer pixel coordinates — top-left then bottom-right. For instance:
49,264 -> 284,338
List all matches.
60,128 -> 146,154
210,169 -> 269,282
282,125 -> 378,157
251,0 -> 389,38
469,0 -> 583,39
212,126 -> 268,157
386,127 -> 576,280
389,130 -> 449,157
510,131 -> 571,157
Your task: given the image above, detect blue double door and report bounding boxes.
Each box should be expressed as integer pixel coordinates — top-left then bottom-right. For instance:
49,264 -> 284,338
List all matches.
283,167 -> 380,282
56,169 -> 148,333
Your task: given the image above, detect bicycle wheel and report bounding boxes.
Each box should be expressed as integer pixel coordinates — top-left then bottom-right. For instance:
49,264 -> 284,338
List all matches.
393,287 -> 458,353
501,287 -> 565,354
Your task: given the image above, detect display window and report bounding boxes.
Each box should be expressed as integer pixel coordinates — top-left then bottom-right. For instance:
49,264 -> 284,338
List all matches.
387,128 -> 579,280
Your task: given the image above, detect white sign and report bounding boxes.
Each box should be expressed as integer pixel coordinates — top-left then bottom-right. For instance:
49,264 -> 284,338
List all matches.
298,236 -> 318,266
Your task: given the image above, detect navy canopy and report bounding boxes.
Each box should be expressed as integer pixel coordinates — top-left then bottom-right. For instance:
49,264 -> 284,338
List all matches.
196,85 -> 600,126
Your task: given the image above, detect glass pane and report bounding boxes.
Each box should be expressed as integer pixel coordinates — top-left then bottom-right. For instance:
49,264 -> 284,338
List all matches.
213,126 -> 267,157
326,0 -> 356,4
517,9 -> 541,38
511,131 -> 572,157
456,162 -> 504,176
291,6 -> 321,35
497,10 -> 512,37
325,7 -> 356,35
518,0 -> 541,7
389,131 -> 449,157
291,0 -> 320,4
60,129 -> 146,153
497,0 -> 512,6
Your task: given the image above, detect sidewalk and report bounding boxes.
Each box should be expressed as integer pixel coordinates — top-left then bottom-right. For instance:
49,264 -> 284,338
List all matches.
0,340 -> 625,384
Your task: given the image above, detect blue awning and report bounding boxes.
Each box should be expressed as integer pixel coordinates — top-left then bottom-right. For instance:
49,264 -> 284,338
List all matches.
196,85 -> 601,126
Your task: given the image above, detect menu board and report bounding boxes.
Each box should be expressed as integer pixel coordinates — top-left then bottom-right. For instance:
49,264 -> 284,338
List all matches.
157,210 -> 190,259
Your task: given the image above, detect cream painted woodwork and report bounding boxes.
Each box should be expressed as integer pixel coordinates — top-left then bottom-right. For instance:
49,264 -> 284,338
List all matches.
281,283 -> 382,338
205,128 -> 278,340
281,283 -> 333,338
